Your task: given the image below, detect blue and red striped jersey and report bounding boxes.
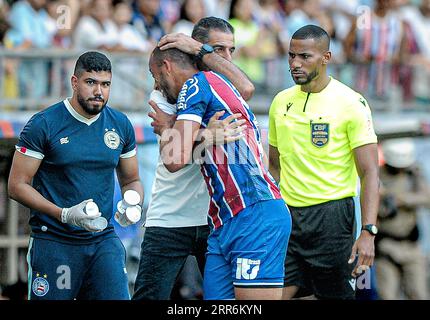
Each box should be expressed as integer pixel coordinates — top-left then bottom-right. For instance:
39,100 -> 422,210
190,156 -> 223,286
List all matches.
176,71 -> 282,230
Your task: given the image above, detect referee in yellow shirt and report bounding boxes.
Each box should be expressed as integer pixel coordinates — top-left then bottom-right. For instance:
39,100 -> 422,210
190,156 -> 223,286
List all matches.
268,25 -> 379,300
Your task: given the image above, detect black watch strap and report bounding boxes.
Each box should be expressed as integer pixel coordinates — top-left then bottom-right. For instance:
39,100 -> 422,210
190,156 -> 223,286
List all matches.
362,224 -> 378,236
196,44 -> 214,60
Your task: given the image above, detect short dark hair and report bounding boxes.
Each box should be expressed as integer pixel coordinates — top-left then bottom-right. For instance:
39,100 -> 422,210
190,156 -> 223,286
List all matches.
74,51 -> 112,77
292,25 -> 330,50
192,16 -> 234,43
150,47 -> 195,69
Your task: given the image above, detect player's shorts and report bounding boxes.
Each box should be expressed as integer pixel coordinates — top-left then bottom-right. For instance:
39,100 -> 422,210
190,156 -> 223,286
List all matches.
284,197 -> 356,299
203,199 -> 291,300
27,235 -> 129,300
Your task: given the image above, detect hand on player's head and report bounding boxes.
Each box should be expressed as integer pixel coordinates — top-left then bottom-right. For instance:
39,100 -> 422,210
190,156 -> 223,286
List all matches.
158,33 -> 201,55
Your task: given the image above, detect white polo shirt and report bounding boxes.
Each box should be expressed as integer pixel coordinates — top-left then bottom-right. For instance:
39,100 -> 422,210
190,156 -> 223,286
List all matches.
144,90 -> 209,227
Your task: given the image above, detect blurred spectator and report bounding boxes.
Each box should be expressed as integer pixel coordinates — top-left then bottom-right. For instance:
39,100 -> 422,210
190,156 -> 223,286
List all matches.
79,0 -> 94,15
228,0 -> 265,85
397,0 -> 430,104
282,0 -> 303,19
317,11 -> 346,78
254,0 -> 289,89
203,0 -> 231,19
0,0 -> 9,44
255,0 -> 287,58
284,0 -> 321,36
5,0 -> 54,99
110,0 -> 150,106
113,0 -> 149,52
171,0 -> 206,36
320,0 -> 359,41
344,0 -> 405,101
45,0 -> 81,49
159,0 -> 181,32
132,0 -> 166,46
6,0 -> 53,49
0,0 -> 19,107
73,0 -> 119,51
376,138 -> 430,300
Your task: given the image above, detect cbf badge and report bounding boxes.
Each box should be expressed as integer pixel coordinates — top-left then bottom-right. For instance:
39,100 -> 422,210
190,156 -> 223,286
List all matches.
311,123 -> 329,147
32,274 -> 49,297
104,129 -> 120,149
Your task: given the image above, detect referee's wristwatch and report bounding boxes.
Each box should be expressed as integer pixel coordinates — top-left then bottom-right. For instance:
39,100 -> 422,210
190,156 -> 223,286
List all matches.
361,224 -> 378,236
196,44 -> 214,60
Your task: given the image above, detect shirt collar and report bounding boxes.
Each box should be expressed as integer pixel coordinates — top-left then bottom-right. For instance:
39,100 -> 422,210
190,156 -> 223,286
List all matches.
63,98 -> 100,126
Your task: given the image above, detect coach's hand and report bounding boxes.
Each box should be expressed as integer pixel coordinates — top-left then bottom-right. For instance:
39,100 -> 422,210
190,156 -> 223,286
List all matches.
348,232 -> 375,277
158,33 -> 202,56
61,199 -> 105,232
202,111 -> 246,146
149,101 -> 176,136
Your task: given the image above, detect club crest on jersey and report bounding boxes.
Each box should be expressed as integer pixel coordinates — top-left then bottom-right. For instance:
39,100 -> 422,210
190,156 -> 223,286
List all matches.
311,123 -> 329,147
104,129 -> 120,149
32,274 -> 49,297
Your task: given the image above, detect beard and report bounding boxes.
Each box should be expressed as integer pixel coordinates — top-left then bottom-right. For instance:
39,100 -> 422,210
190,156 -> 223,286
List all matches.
158,75 -> 178,105
77,93 -> 107,115
292,69 -> 319,85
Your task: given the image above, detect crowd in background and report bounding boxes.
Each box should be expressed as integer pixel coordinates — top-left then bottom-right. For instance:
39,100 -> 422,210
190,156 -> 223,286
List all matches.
1,0 -> 430,107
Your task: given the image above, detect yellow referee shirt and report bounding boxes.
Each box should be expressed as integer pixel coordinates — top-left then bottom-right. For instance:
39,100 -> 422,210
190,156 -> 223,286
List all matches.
268,77 -> 378,207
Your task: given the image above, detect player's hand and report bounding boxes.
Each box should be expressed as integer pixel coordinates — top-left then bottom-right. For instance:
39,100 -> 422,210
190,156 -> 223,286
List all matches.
202,111 -> 246,146
61,199 -> 106,232
158,33 -> 202,55
348,232 -> 375,277
148,100 -> 176,135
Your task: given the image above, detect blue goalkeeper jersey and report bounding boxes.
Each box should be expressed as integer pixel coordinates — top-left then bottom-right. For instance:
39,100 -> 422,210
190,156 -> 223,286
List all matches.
16,99 -> 136,242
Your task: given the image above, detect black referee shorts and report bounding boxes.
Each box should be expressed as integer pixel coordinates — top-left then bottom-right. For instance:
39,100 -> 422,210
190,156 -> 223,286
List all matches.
284,197 -> 357,299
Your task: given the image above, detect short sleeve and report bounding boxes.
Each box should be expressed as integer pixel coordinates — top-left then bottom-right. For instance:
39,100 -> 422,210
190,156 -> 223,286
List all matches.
347,96 -> 378,149
16,113 -> 49,159
120,116 -> 137,159
268,94 -> 281,147
176,74 -> 212,124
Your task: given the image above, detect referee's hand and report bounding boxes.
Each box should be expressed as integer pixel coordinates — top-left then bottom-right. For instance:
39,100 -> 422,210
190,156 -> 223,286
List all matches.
348,232 -> 375,278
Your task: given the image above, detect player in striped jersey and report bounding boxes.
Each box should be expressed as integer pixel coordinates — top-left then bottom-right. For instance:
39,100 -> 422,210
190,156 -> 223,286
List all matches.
149,47 -> 292,300
132,17 -> 254,301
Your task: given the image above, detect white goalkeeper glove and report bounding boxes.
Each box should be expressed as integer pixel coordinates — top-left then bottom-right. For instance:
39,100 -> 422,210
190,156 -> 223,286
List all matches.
61,199 -> 107,232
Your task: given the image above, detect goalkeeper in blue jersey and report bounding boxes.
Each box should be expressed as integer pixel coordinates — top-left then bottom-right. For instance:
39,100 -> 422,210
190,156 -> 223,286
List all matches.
8,51 -> 144,300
